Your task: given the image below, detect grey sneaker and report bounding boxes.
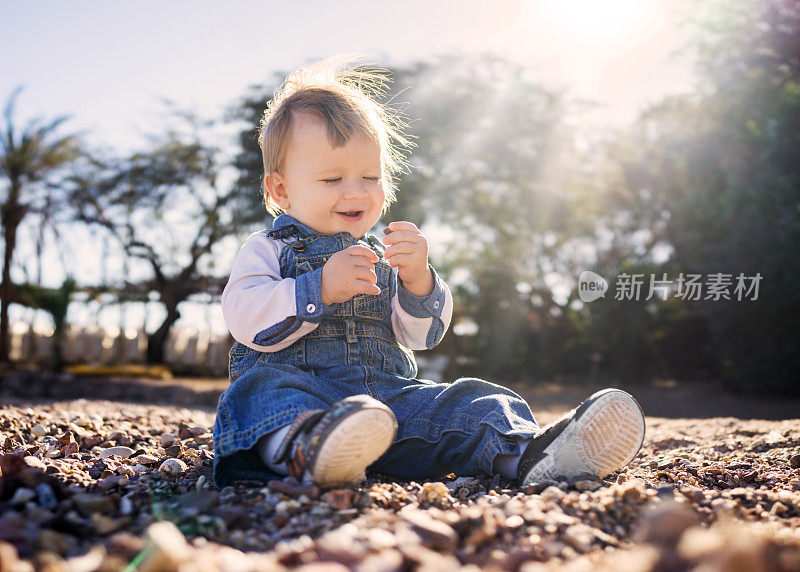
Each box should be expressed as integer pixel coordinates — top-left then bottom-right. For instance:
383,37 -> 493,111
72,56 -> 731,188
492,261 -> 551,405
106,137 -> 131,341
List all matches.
273,394 -> 397,487
517,388 -> 646,486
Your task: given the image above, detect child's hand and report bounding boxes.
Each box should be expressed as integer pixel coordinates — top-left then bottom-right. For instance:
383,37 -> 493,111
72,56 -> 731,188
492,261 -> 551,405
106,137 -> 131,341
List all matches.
382,221 -> 434,297
321,245 -> 381,305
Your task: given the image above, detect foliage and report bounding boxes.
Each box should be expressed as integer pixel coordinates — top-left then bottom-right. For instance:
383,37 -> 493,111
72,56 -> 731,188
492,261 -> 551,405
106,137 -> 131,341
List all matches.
68,110 -> 243,364
612,0 -> 800,392
0,87 -> 81,363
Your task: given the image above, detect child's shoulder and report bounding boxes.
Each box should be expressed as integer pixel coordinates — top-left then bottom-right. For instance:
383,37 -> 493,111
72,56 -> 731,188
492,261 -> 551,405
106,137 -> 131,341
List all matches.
237,229 -> 283,258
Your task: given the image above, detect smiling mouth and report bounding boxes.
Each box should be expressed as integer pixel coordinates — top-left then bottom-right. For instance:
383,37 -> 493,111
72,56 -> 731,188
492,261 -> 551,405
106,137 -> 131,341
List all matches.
337,210 -> 364,220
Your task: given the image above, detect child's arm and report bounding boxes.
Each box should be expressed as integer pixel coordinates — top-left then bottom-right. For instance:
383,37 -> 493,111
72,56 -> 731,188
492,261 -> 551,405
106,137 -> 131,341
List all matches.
221,231 -> 330,352
390,265 -> 453,350
382,221 -> 453,350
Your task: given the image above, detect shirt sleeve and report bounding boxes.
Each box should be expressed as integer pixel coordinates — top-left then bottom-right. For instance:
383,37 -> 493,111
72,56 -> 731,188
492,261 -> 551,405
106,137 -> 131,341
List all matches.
221,231 -> 334,352
390,265 -> 453,351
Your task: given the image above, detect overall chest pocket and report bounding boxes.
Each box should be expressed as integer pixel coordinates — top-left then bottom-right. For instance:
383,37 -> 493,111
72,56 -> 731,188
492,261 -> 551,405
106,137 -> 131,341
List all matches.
354,260 -> 392,320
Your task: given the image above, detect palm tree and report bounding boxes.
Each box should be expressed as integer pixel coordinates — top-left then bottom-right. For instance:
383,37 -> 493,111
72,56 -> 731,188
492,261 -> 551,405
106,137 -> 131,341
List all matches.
0,87 -> 80,363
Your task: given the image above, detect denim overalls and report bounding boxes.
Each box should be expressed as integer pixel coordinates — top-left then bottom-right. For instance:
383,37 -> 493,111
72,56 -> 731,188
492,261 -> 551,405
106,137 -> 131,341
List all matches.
212,218 -> 539,487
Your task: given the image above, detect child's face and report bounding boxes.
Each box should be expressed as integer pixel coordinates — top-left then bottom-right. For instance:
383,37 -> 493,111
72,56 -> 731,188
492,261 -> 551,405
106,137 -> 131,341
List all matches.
266,112 -> 385,238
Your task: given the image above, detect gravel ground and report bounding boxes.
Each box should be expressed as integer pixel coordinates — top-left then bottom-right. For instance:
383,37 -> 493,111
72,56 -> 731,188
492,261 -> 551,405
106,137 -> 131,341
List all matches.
0,372 -> 799,571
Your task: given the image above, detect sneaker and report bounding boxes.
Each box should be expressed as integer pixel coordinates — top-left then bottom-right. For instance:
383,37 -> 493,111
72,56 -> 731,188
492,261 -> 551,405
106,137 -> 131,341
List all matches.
273,394 -> 398,487
517,388 -> 646,487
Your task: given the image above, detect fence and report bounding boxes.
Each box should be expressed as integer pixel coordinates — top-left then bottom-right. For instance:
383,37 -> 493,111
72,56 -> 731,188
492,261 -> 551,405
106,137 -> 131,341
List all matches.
9,323 -> 233,377
8,323 -> 450,381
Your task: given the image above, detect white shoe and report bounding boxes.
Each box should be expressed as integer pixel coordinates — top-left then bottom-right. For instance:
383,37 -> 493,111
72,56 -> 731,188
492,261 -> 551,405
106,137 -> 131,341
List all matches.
518,388 -> 646,486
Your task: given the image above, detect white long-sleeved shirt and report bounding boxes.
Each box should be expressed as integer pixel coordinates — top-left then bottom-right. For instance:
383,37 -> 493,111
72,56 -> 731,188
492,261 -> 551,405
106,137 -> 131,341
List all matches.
221,229 -> 453,353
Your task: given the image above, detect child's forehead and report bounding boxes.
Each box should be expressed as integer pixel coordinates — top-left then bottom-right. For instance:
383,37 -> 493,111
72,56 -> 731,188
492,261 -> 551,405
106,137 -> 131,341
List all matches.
287,111 -> 380,156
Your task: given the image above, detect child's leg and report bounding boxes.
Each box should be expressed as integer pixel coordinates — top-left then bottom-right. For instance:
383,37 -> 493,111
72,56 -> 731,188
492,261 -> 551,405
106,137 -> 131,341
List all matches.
493,436 -> 533,479
369,373 -> 645,484
368,374 -> 540,480
256,424 -> 292,475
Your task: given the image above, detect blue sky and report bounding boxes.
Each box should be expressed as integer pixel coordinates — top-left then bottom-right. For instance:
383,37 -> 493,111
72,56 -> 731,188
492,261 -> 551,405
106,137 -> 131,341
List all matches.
0,0 -> 696,337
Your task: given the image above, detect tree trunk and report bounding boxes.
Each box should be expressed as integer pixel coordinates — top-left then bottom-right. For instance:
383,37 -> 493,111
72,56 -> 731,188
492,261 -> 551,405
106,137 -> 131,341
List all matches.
146,302 -> 181,365
0,187 -> 22,364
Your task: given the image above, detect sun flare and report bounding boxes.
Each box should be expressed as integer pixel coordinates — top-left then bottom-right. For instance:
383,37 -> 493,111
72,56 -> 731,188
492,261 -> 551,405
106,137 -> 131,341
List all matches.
537,0 -> 660,44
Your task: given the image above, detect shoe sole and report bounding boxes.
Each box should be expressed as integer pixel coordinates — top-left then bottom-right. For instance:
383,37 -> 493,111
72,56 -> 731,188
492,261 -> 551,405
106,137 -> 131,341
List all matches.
521,389 -> 645,486
312,406 -> 398,486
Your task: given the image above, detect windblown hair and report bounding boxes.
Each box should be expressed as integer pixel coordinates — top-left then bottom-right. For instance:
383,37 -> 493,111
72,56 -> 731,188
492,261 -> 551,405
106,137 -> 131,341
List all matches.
258,56 -> 412,215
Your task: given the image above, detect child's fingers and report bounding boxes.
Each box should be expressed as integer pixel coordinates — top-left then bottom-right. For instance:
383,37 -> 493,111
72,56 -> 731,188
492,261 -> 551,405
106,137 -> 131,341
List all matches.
381,230 -> 424,246
345,244 -> 379,262
384,241 -> 420,259
385,253 -> 417,267
384,221 -> 420,233
354,280 -> 382,296
353,267 -> 378,284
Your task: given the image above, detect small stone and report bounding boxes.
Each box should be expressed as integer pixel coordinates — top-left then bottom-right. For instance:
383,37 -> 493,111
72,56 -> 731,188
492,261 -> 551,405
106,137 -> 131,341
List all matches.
0,541 -> 22,572
575,480 -> 601,492
421,481 -> 450,502
35,483 -> 57,510
321,489 -> 354,510
165,444 -> 182,457
64,545 -> 106,572
91,514 -> 127,535
38,529 -> 76,556
99,446 -> 134,459
540,486 -> 565,502
10,487 -> 36,506
158,458 -> 187,476
107,532 -> 146,560
134,454 -> 160,465
790,454 -> 800,469
619,479 -> 647,503
62,442 -> 79,456
680,486 -> 705,504
400,507 -> 458,550
562,524 -> 594,553
770,501 -> 787,515
634,500 -> 700,546
160,433 -> 177,447
72,493 -> 116,516
136,521 -> 191,572
30,424 -> 47,438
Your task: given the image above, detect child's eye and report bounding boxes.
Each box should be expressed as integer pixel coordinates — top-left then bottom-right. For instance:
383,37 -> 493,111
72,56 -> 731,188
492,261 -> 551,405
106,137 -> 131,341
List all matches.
321,177 -> 341,185
363,176 -> 380,183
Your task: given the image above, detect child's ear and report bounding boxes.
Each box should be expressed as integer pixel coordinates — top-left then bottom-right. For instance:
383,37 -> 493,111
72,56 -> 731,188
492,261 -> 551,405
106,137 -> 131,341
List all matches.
264,172 -> 290,209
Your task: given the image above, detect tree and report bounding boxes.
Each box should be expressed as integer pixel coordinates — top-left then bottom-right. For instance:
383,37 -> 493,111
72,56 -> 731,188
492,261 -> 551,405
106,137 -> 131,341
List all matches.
388,55 -> 596,379
610,0 -> 800,392
70,110 -> 250,364
0,87 -> 80,363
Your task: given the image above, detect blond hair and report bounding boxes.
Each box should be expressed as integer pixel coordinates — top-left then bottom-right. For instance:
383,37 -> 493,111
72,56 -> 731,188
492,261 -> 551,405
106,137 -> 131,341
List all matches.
258,56 -> 412,215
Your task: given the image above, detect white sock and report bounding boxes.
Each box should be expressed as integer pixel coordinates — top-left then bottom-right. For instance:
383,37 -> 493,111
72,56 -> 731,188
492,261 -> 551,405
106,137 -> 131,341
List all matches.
256,424 -> 291,476
493,436 -> 533,480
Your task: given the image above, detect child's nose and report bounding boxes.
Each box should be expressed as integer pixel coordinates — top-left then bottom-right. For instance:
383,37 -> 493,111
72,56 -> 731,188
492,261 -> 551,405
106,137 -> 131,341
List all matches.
342,180 -> 369,198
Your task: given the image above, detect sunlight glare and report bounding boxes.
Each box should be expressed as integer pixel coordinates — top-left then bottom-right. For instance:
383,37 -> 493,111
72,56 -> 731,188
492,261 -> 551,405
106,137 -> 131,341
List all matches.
537,0 -> 659,44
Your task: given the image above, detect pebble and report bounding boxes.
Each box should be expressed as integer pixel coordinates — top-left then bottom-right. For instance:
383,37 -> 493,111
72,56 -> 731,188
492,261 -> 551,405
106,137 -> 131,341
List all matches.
30,424 -> 47,438
2,392 -> 800,572
539,486 -> 565,502
34,483 -> 57,510
400,507 -> 458,550
158,458 -> 188,475
10,487 -> 36,506
99,446 -> 134,459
